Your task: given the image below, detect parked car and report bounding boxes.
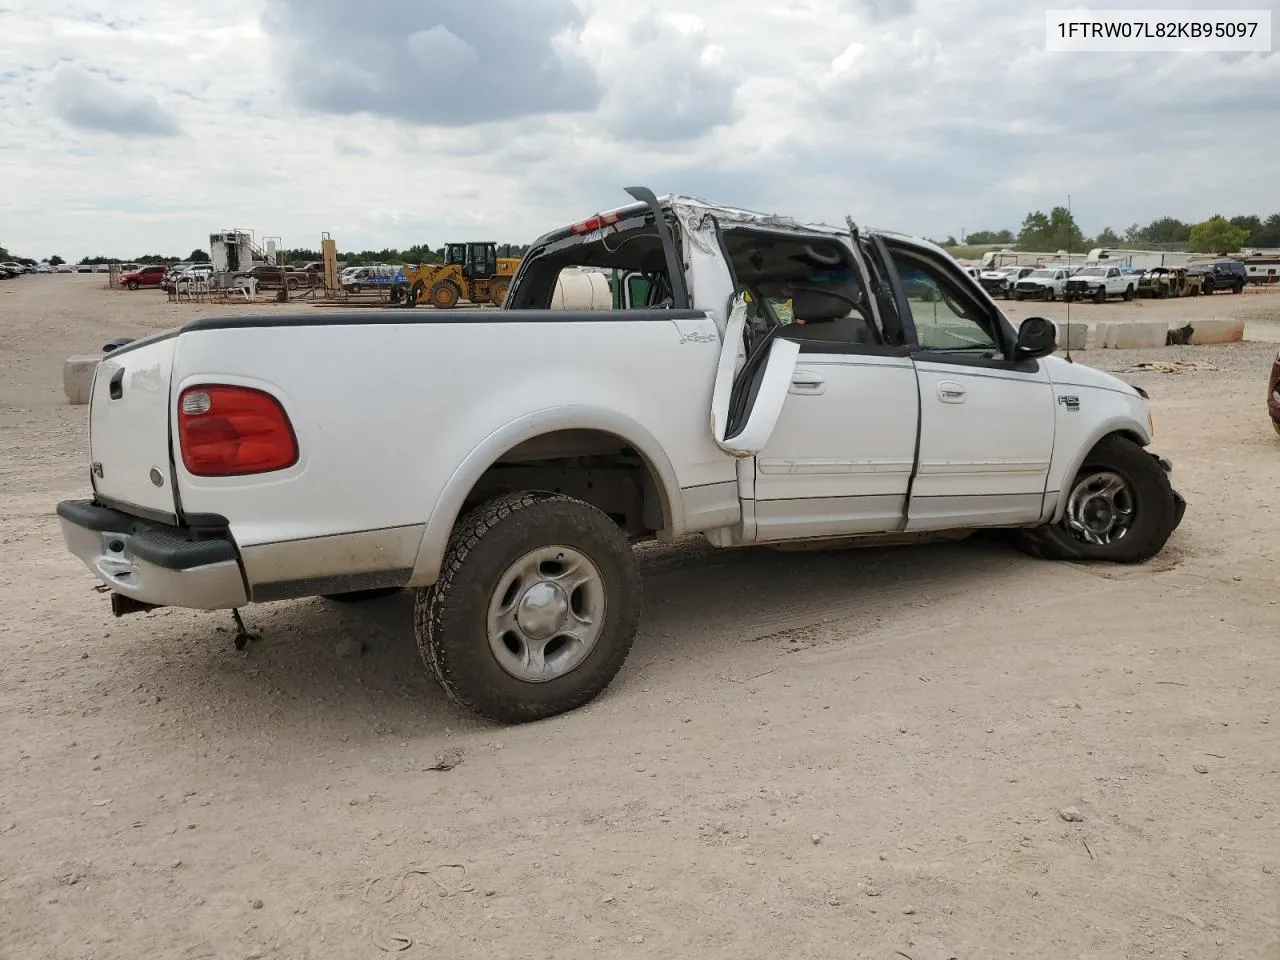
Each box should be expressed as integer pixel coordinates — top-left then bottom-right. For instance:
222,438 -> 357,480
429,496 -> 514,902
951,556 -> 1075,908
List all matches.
75,264 -> 95,273
162,264 -> 214,293
1012,268 -> 1072,301
35,262 -> 54,274
341,265 -> 404,293
231,264 -> 308,291
1186,259 -> 1246,295
978,265 -> 1034,299
1064,266 -> 1136,302
1136,267 -> 1186,299
120,265 -> 170,290
0,265 -> 17,280
55,187 -> 1186,724
1268,347 -> 1280,437
55,264 -> 74,273
1,261 -> 34,275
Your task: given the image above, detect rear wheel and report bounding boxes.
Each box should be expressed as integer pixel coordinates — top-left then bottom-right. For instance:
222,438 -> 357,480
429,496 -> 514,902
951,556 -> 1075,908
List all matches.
415,492 -> 642,724
430,281 -> 460,309
1233,281 -> 1244,294
286,277 -> 299,291
489,278 -> 510,306
1203,281 -> 1214,295
1014,435 -> 1178,564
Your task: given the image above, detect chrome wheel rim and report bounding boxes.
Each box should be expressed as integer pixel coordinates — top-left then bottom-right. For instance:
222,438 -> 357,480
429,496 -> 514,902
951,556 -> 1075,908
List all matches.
486,546 -> 605,683
1064,471 -> 1136,546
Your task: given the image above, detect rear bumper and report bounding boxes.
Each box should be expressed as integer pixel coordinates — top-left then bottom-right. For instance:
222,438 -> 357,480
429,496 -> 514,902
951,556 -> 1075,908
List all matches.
56,499 -> 248,610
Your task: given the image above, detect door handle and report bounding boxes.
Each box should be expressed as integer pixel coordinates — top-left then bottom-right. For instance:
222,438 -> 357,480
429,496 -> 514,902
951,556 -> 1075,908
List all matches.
937,380 -> 966,403
108,367 -> 125,400
789,371 -> 826,396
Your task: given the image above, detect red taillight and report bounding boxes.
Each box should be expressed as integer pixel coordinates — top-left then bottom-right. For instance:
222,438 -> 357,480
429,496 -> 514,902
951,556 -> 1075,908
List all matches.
569,210 -> 622,234
177,385 -> 298,477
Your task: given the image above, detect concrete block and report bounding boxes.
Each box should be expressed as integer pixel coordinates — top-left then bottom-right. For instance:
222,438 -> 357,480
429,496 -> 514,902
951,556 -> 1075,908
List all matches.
63,355 -> 100,405
1097,320 -> 1168,349
1185,317 -> 1245,345
1052,320 -> 1088,351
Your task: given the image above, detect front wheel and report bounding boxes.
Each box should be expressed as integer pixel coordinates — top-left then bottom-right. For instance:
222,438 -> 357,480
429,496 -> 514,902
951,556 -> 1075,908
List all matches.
415,491 -> 642,724
127,280 -> 139,290
1203,282 -> 1214,295
429,281 -> 460,309
1014,435 -> 1179,564
1047,289 -> 1056,301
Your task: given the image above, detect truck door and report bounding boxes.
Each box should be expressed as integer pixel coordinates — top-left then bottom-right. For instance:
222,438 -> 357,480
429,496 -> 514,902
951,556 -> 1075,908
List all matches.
708,225 -> 921,543
879,239 -> 1056,530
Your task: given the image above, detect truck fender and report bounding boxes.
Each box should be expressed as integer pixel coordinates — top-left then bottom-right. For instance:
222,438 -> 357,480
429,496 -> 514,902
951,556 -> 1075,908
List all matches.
407,406 -> 686,587
1044,417 -> 1152,524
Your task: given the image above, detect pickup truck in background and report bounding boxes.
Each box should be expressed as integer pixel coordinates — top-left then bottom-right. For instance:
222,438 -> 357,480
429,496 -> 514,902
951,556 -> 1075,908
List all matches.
1012,267 -> 1073,301
1063,265 -> 1137,303
56,187 -> 1186,724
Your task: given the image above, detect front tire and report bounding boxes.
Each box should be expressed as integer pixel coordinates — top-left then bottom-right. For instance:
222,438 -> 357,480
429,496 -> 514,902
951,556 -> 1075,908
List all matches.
1094,287 -> 1106,304
1014,435 -> 1178,564
127,280 -> 139,290
415,492 -> 642,724
429,281 -> 460,309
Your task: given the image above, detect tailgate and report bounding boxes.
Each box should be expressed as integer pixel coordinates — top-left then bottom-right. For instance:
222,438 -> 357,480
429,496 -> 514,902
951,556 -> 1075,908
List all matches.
89,337 -> 180,519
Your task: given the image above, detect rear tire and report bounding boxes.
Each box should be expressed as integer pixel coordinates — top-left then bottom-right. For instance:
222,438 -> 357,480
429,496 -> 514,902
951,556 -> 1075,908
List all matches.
323,588 -> 402,603
1123,284 -> 1134,301
1014,435 -> 1177,564
415,492 -> 642,724
1233,281 -> 1244,294
1203,281 -> 1214,295
430,281 -> 460,309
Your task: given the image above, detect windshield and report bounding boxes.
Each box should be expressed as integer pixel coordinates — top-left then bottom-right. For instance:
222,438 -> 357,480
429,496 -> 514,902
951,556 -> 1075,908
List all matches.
1076,267 -> 1105,277
1027,270 -> 1055,279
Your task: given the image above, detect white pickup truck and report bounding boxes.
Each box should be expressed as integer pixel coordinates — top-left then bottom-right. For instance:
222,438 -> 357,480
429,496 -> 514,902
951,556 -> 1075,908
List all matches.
1063,265 -> 1137,303
58,187 -> 1186,723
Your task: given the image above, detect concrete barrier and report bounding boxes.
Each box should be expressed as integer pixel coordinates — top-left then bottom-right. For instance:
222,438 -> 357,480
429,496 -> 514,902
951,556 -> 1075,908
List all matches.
1185,317 -> 1245,345
1097,320 -> 1169,350
1052,320 -> 1088,351
63,355 -> 100,405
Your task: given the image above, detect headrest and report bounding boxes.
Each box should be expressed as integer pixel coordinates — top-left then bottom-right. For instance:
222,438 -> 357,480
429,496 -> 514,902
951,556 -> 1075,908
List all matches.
791,284 -> 859,323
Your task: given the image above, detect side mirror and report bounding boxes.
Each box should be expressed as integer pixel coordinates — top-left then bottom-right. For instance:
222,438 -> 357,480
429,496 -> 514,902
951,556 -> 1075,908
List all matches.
1014,316 -> 1056,360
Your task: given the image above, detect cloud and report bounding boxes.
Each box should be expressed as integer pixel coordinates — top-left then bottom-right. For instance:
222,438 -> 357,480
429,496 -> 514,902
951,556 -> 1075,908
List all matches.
49,64 -> 181,137
577,9 -> 742,142
1,0 -> 1279,262
263,0 -> 600,126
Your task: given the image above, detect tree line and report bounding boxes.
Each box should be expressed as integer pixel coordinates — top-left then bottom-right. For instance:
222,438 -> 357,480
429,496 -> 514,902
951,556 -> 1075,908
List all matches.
1,242 -> 532,268
951,211 -> 1280,254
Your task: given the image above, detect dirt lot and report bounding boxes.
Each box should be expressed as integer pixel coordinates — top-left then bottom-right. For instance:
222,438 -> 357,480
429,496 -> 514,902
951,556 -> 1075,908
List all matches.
2,275 -> 1278,959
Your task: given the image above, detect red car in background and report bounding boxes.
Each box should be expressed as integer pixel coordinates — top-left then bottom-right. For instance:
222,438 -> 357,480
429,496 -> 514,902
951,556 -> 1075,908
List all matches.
120,265 -> 169,290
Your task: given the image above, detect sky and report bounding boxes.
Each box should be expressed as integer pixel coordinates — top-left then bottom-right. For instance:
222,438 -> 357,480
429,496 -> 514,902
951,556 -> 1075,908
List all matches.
0,0 -> 1277,261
